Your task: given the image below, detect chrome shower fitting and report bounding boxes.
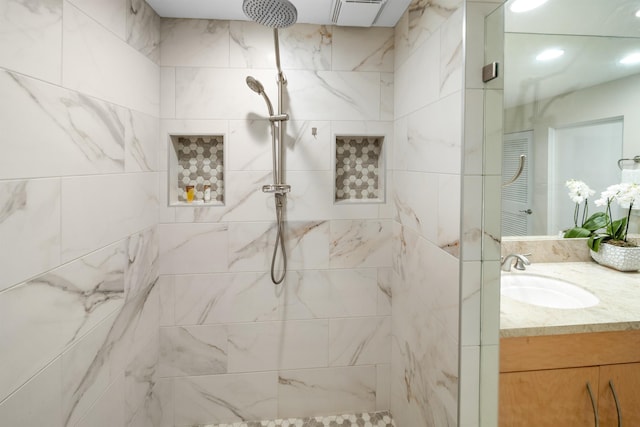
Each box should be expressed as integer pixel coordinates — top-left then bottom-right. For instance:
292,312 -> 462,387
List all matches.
242,0 -> 298,28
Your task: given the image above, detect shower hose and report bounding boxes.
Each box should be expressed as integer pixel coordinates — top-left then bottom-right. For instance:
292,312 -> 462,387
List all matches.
271,193 -> 287,284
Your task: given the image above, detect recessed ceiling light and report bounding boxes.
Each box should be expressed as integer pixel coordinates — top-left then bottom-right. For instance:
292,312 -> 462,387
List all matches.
536,48 -> 565,61
510,0 -> 549,13
636,9 -> 640,18
620,52 -> 640,65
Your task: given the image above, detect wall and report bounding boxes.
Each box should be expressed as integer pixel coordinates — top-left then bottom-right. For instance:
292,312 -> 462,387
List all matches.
391,1 -> 464,425
156,19 -> 395,426
0,1 -> 161,426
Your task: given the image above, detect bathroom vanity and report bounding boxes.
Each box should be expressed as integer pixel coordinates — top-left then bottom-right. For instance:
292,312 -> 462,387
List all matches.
499,262 -> 640,427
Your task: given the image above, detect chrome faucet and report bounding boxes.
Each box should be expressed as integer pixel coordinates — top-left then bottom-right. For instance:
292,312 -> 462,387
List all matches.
501,253 -> 531,272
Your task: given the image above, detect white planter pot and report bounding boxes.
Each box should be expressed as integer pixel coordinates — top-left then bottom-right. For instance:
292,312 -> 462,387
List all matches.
590,243 -> 640,272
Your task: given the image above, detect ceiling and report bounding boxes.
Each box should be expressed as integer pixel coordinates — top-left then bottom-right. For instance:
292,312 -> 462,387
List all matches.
145,0 -> 413,27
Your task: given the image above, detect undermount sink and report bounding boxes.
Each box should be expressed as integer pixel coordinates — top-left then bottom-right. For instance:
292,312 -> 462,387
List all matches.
501,273 -> 599,309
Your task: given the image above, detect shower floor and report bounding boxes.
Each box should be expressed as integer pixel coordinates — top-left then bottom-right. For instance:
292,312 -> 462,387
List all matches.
204,411 -> 395,427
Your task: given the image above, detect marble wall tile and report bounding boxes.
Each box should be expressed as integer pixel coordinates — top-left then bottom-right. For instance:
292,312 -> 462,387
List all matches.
439,7 -> 464,97
285,172 -> 333,221
463,89 -> 485,174
160,19 -> 229,67
466,2 -> 504,90
437,173 -> 461,257
127,0 -> 160,63
61,172 -> 159,262
329,316 -> 391,367
0,179 -> 61,291
376,364 -> 391,411
0,240 -> 125,403
75,377 -> 125,427
124,227 -> 159,299
0,70 -> 126,179
124,109 -> 160,172
159,325 -> 227,377
230,22 -> 331,71
124,331 -> 161,427
329,220 -> 392,269
173,372 -> 278,426
0,357 -> 63,427
376,268 -> 393,316
160,67 -> 176,119
277,366 -> 376,418
175,68 -> 381,122
462,176 -> 483,261
459,345 -> 480,427
63,2 -> 159,116
68,0 -> 126,39
227,320 -> 329,372
332,27 -> 394,72
461,261 -> 481,347
154,378 -> 174,427
171,272 -> 279,325
393,171 -> 438,242
405,92 -> 462,174
280,269 -> 378,320
158,223 -> 228,274
380,73 -> 395,122
0,0 -> 62,84
394,29 -> 440,118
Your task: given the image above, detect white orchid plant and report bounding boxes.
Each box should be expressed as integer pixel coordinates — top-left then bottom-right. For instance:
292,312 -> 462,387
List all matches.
563,180 -> 640,251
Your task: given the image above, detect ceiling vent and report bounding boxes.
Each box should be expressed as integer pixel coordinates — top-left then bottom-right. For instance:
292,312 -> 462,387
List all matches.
330,0 -> 388,27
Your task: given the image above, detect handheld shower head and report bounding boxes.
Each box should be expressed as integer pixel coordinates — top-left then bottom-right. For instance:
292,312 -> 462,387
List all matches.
242,0 -> 297,28
246,76 -> 274,116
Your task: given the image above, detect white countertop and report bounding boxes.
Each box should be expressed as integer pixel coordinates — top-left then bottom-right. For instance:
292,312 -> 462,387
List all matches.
500,262 -> 640,337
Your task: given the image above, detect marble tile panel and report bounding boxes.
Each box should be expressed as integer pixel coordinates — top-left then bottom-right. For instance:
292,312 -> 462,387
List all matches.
230,22 -> 331,71
0,70 -> 126,179
0,240 -> 126,403
329,220 -> 392,269
124,330 -> 161,427
332,27 -> 394,72
0,0 -> 62,84
227,120 -> 330,172
462,175 -> 483,261
154,378 -> 174,427
484,89 -> 503,176
160,67 -> 176,119
61,172 -> 159,262
160,19 -> 229,67
465,2 -> 503,90
406,0 -> 461,61
0,357 -> 63,427
68,0 -> 126,39
393,171 -> 438,242
405,92 -> 462,174
437,173 -> 461,257
158,223 -> 228,275
63,2 -> 159,116
227,320 -> 329,373
172,272 -> 279,325
124,109 -> 160,172
173,171 -> 273,223
126,0 -> 160,63
483,175 -> 502,261
461,262 -> 482,347
376,364 -> 391,411
61,312 -> 119,426
329,316 -> 391,367
0,179 -> 61,291
463,89 -> 484,175
173,372 -> 278,426
279,269 -> 378,320
459,345 -> 480,427
394,28 -> 440,118
159,325 -> 227,377
228,220 -> 330,272
75,377 -> 125,427
392,116 -> 408,171
380,73 -> 395,122
277,366 -> 376,418
159,171 -> 177,223
481,260 -> 500,346
285,171 -> 333,221
479,344 -> 499,427
439,7 -> 464,97
376,268 -> 393,316
124,227 -> 159,299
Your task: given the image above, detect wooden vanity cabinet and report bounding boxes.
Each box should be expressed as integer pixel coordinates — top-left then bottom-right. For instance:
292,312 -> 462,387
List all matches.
500,330 -> 640,427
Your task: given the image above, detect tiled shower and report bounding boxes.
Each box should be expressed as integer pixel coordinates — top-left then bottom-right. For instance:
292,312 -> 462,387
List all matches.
0,0 -> 500,426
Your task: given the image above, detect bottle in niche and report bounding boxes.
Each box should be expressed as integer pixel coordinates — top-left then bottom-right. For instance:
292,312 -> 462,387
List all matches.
185,185 -> 195,202
204,184 -> 211,202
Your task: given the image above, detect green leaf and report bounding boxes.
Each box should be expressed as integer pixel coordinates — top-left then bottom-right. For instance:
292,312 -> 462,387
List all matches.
588,234 -> 610,252
563,227 -> 592,238
610,217 -> 628,240
581,212 -> 608,231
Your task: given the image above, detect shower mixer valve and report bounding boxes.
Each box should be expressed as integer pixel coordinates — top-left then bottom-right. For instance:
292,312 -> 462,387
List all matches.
262,184 -> 291,194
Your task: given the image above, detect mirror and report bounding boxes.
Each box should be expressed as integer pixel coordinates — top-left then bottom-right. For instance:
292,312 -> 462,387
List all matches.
501,0 -> 640,236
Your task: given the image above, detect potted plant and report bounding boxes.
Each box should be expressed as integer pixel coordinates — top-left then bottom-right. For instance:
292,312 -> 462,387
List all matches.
562,180 -> 608,238
588,183 -> 640,271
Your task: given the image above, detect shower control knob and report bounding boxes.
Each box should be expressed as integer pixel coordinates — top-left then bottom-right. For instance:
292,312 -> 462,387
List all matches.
519,209 -> 533,215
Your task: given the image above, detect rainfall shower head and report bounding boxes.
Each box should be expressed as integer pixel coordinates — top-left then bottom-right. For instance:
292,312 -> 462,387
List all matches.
242,0 -> 298,28
246,76 -> 274,116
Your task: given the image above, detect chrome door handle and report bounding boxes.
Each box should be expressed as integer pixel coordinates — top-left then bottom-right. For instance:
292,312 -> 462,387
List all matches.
519,209 -> 533,214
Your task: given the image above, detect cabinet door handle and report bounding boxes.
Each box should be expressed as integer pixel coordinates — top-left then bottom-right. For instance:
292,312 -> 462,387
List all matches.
609,380 -> 622,427
587,381 -> 600,427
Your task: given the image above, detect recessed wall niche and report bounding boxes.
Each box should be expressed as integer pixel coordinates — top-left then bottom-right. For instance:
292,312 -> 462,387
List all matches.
335,135 -> 385,203
168,135 -> 224,206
